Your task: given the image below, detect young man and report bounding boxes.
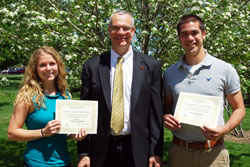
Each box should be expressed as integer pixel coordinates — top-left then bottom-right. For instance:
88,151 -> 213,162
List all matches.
163,14 -> 245,167
78,10 -> 163,167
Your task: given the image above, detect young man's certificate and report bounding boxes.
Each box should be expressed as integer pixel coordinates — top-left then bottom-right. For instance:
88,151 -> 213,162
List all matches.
56,100 -> 98,134
174,92 -> 223,128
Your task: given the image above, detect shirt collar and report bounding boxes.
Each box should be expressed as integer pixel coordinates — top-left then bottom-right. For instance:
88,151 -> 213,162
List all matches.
111,47 -> 133,63
178,51 -> 212,69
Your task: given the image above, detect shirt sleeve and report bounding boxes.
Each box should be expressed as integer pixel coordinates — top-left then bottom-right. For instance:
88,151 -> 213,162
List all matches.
224,64 -> 241,95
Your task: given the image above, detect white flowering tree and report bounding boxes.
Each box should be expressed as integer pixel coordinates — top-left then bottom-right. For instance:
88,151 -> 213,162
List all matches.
0,0 -> 249,102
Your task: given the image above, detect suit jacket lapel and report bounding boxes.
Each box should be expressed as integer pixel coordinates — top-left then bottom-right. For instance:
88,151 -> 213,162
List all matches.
98,52 -> 112,112
131,51 -> 144,112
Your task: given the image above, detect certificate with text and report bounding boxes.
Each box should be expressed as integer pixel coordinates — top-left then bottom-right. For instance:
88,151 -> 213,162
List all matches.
56,100 -> 98,134
174,92 -> 222,128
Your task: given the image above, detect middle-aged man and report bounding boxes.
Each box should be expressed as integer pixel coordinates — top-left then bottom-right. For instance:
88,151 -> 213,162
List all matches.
77,10 -> 163,167
163,14 -> 245,167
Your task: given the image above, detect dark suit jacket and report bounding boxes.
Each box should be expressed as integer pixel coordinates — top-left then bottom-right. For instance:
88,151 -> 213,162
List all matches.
77,50 -> 163,167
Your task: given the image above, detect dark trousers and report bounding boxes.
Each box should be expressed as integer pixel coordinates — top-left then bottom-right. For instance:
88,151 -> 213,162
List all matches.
104,135 -> 136,167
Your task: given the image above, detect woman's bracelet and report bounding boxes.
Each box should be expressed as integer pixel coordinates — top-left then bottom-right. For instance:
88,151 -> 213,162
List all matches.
41,128 -> 45,137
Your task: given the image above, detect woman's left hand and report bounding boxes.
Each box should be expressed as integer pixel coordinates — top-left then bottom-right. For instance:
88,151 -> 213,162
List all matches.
69,128 -> 87,141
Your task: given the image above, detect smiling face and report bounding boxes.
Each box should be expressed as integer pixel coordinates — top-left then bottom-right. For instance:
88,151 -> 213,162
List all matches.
36,53 -> 58,84
179,20 -> 206,58
108,13 -> 135,55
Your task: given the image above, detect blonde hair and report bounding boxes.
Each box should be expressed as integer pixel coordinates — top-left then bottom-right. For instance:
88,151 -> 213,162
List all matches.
14,46 -> 69,109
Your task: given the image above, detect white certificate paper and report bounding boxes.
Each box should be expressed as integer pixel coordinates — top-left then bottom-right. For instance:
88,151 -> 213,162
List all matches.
174,92 -> 223,128
56,100 -> 98,134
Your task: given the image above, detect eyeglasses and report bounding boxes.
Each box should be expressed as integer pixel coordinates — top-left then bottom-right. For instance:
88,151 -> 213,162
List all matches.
110,25 -> 132,32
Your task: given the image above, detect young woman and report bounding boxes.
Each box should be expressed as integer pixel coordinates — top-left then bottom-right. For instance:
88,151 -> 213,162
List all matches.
7,46 -> 86,167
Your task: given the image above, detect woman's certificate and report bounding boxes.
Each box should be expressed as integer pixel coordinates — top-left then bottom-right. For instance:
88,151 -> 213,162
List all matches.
174,92 -> 223,128
55,100 -> 98,134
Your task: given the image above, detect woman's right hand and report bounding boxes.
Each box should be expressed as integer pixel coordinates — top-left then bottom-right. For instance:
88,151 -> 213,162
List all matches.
42,120 -> 61,137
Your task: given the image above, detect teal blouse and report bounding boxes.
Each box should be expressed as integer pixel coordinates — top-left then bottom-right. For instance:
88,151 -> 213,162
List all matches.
24,91 -> 71,166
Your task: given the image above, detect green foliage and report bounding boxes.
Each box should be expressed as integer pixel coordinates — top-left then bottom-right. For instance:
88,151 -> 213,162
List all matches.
0,75 -> 21,139
0,0 -> 249,99
0,140 -> 26,166
226,142 -> 250,167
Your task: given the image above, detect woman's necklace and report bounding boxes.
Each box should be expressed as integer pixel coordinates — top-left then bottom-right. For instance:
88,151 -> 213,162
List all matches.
43,89 -> 57,95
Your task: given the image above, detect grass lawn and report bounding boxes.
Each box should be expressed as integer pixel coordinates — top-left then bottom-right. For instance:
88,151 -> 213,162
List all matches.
0,75 -> 250,167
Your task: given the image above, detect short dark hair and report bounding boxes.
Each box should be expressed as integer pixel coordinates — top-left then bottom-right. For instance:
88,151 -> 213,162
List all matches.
177,14 -> 205,36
